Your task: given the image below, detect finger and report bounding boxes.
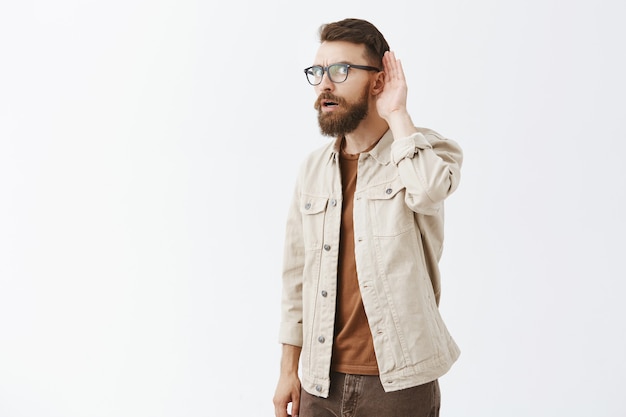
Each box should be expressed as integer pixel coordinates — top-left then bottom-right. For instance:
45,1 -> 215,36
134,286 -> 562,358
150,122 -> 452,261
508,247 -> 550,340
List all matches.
273,398 -> 288,417
389,52 -> 406,82
384,51 -> 401,79
395,58 -> 406,81
383,51 -> 395,73
274,403 -> 287,417
292,395 -> 300,417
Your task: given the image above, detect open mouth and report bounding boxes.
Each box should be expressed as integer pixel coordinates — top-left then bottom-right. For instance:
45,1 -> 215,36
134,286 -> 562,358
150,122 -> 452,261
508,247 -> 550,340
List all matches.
315,94 -> 342,112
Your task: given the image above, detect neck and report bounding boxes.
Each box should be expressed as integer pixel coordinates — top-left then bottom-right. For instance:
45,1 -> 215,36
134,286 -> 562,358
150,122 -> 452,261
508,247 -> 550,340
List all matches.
342,115 -> 388,154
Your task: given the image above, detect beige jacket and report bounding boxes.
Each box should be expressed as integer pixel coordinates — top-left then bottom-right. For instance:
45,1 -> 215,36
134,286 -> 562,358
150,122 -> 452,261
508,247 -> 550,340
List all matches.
278,127 -> 463,397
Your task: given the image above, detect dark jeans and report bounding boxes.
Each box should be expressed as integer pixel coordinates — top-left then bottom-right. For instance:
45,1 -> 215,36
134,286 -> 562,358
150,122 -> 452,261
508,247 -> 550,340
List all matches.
300,372 -> 440,417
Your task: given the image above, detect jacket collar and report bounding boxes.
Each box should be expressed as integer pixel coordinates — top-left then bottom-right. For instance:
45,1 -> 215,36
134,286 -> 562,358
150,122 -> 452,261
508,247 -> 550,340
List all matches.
328,129 -> 394,165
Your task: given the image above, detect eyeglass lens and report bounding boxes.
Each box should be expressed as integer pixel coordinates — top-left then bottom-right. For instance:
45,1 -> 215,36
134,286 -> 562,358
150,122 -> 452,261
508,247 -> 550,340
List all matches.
306,64 -> 349,85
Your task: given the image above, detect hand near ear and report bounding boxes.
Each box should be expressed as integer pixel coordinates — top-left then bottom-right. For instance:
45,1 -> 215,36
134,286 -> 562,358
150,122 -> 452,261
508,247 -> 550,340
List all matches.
375,51 -> 409,121
376,51 -> 418,138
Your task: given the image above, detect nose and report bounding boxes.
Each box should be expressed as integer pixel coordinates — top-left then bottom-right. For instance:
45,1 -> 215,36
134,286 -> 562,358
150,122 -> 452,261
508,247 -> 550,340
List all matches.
316,71 -> 334,92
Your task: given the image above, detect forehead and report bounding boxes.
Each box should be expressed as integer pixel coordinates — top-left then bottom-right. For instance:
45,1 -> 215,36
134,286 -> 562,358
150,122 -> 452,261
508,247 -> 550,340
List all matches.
313,41 -> 368,65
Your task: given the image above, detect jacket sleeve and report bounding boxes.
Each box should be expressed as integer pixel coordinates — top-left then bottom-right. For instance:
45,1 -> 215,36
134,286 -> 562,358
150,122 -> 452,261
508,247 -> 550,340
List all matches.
277,178 -> 305,347
390,129 -> 463,215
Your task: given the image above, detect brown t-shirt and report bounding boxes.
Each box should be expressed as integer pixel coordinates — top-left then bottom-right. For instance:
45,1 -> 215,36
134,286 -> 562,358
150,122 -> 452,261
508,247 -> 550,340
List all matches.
331,147 -> 379,375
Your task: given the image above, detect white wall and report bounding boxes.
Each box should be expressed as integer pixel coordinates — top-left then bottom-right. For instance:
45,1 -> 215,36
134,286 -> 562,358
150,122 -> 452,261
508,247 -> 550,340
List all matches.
1,1 -> 625,416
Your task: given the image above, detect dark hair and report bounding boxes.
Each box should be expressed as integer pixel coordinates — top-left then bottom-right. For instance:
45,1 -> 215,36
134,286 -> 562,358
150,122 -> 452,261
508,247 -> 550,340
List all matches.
318,18 -> 390,67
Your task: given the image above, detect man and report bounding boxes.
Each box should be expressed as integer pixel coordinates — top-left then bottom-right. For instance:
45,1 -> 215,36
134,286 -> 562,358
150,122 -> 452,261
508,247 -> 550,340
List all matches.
273,18 -> 463,417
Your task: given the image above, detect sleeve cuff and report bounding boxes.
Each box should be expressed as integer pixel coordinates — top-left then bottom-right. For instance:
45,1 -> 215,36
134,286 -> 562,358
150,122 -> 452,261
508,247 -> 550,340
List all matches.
278,322 -> 303,346
390,132 -> 432,165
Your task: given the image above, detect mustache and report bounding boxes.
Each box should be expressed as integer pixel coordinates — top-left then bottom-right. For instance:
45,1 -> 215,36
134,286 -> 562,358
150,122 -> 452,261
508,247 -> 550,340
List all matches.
314,92 -> 345,111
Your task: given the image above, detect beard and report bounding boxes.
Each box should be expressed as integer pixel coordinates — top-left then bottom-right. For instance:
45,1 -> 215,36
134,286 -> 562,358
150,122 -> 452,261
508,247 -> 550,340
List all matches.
314,87 -> 369,137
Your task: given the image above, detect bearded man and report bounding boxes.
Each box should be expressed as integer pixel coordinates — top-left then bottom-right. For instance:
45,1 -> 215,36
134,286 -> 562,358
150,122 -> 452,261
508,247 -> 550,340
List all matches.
273,18 -> 464,417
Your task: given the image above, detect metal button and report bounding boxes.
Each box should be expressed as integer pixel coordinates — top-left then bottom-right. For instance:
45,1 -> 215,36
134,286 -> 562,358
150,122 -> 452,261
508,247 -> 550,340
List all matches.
385,188 -> 392,194
330,199 -> 337,207
321,290 -> 328,297
315,385 -> 322,392
323,244 -> 331,251
304,203 -> 311,210
318,336 -> 325,343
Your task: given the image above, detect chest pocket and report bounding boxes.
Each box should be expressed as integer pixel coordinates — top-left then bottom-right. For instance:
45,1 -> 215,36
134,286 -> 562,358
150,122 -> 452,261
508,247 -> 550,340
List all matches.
299,195 -> 329,250
364,177 -> 414,237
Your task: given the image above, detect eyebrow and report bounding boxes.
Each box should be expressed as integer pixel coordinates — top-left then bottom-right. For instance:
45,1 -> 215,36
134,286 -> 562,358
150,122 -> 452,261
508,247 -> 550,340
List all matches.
312,61 -> 358,67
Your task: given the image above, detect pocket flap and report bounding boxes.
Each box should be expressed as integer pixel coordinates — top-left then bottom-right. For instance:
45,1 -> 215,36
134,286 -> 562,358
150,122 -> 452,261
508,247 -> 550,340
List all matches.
299,195 -> 329,214
364,177 -> 405,200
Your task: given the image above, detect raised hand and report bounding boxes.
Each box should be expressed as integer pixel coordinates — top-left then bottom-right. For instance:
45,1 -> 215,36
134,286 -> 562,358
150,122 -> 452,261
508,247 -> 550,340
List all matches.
376,51 -> 417,138
375,51 -> 409,121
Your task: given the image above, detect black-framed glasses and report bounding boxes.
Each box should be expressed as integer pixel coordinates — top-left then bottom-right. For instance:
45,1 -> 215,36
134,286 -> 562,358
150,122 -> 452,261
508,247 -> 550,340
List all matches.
303,63 -> 381,85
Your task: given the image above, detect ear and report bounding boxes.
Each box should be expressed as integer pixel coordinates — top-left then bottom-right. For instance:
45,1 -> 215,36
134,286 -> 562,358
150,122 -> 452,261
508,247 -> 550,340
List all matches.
370,71 -> 385,95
